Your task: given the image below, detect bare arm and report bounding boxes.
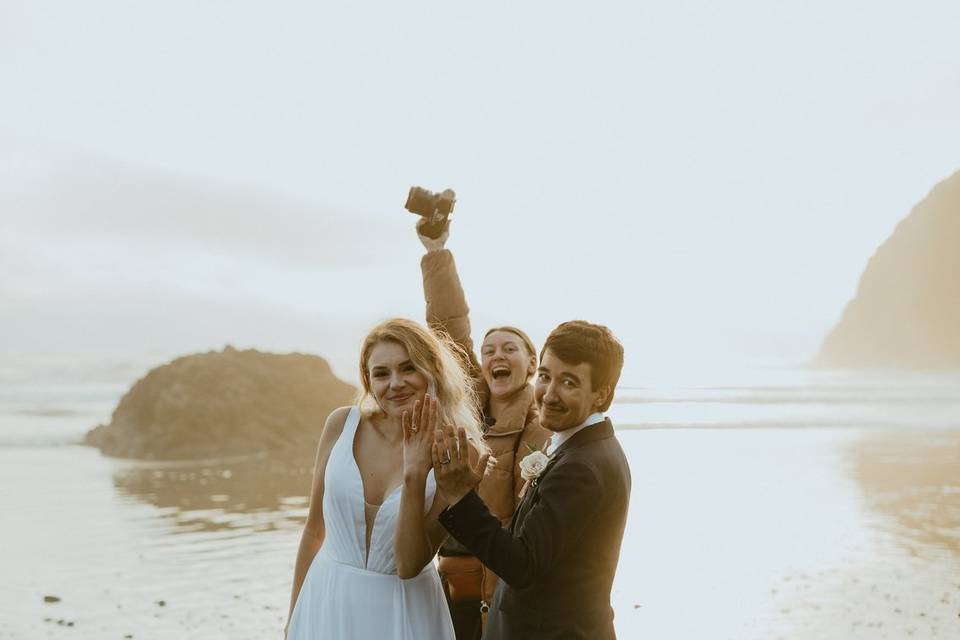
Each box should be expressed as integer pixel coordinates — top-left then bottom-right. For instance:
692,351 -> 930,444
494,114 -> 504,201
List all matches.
285,406 -> 350,629
395,396 -> 454,578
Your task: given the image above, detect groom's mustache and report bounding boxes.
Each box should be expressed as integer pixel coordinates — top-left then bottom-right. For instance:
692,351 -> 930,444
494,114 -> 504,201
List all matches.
540,401 -> 567,412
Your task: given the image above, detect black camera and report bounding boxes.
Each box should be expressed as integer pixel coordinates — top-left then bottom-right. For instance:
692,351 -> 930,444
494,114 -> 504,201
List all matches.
405,186 -> 456,239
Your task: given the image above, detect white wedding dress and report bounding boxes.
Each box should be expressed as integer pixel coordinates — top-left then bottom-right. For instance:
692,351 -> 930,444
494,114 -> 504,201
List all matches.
287,407 -> 455,640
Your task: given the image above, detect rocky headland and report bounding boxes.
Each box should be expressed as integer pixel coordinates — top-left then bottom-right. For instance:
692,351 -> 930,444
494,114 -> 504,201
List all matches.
84,347 -> 356,460
817,170 -> 960,369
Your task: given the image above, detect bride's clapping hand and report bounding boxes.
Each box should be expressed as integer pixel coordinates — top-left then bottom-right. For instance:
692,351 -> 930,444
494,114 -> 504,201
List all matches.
401,394 -> 438,478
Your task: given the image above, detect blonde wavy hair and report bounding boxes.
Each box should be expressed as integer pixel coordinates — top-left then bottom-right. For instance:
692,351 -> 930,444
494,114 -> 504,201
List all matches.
357,318 -> 488,456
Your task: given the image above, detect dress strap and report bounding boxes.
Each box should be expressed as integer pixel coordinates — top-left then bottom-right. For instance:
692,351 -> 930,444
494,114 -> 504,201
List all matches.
329,406 -> 361,464
343,406 -> 361,439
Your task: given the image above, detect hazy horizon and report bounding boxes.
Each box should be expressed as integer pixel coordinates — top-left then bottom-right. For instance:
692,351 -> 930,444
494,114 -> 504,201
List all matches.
4,1 -> 960,383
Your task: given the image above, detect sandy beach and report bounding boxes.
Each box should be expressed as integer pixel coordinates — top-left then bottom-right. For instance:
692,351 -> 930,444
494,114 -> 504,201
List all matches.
1,368 -> 958,639
612,428 -> 958,639
5,1 -> 960,637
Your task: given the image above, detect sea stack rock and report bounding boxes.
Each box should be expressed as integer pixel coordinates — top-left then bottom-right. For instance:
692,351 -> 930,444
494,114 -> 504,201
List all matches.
817,170 -> 960,369
85,347 -> 356,459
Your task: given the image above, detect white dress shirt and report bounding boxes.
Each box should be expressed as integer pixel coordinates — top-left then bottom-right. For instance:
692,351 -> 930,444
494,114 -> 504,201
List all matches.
546,412 -> 606,456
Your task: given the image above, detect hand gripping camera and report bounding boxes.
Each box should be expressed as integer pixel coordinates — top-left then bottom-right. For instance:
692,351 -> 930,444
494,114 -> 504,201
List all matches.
404,186 -> 456,239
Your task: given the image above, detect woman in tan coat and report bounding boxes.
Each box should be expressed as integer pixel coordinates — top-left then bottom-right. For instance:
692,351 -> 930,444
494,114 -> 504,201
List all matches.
417,222 -> 550,640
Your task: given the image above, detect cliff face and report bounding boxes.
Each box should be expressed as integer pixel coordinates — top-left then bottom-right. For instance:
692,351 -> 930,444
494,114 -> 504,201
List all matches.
817,171 -> 960,369
85,347 -> 356,459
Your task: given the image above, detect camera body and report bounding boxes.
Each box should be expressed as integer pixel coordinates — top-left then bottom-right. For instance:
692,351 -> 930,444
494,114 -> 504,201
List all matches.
405,186 -> 456,239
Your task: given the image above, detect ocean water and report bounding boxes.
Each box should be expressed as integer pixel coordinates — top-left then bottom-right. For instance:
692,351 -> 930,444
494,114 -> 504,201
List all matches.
1,353 -> 958,639
5,353 -> 959,445
0,352 -> 168,446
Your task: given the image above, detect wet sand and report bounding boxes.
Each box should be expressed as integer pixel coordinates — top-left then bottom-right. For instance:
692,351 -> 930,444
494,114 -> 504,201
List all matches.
1,427 -> 957,639
610,428 -> 958,639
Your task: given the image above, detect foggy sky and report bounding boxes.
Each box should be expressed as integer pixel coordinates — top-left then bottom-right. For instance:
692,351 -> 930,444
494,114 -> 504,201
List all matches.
3,0 -> 960,383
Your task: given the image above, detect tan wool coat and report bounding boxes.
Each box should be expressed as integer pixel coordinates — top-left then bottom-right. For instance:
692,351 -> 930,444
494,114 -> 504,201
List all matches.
422,249 -> 550,602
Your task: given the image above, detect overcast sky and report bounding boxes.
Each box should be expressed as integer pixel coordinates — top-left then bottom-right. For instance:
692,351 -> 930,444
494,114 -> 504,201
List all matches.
3,0 -> 959,383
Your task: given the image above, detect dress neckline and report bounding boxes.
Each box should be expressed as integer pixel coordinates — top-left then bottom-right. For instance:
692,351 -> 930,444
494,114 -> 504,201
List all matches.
347,408 -> 402,567
350,411 -> 404,507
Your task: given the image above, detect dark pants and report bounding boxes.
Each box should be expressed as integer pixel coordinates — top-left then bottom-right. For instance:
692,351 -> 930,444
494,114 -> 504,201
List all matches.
440,572 -> 483,640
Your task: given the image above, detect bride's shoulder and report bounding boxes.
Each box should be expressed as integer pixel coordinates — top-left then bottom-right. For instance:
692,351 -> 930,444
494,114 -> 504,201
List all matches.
303,408 -> 354,492
326,405 -> 353,426
313,406 -> 353,451
322,406 -> 353,436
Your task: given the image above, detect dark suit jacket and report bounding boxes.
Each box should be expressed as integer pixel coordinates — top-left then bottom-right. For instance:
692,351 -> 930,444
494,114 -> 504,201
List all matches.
439,418 -> 631,640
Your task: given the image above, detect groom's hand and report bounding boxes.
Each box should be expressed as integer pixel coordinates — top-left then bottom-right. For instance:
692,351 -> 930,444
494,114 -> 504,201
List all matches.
432,423 -> 490,507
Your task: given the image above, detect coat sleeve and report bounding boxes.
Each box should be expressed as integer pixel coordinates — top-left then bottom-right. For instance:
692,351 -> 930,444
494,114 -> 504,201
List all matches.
438,461 -> 603,590
420,249 -> 481,375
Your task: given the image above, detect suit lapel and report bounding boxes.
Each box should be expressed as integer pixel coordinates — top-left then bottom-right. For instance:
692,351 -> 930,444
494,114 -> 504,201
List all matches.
510,451 -> 560,530
508,419 -> 615,531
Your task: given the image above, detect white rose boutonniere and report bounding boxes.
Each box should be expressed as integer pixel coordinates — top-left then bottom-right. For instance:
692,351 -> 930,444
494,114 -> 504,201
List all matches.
519,450 -> 550,484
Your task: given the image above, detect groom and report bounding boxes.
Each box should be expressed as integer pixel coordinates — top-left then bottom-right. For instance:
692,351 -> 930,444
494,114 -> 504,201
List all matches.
433,320 -> 630,640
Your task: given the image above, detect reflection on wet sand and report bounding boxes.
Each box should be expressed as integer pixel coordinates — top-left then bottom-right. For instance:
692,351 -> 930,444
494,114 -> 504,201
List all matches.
111,452 -> 315,533
97,428 -> 959,640
852,430 -> 960,556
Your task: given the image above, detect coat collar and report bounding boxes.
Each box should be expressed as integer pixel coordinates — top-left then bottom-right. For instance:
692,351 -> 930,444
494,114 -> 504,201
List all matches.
552,417 -> 614,454
480,383 -> 537,436
528,419 -> 614,491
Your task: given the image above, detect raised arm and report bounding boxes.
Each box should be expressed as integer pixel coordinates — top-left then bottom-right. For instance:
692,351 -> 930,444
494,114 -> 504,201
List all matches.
439,463 -> 602,589
418,221 -> 481,376
394,396 -> 452,578
285,406 -> 350,630
434,426 -> 602,590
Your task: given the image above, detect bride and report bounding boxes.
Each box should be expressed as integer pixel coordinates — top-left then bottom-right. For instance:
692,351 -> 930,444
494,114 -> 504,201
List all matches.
285,318 -> 488,639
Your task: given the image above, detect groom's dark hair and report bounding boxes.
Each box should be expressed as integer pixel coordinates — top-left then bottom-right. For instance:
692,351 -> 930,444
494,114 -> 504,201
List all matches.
541,320 -> 624,411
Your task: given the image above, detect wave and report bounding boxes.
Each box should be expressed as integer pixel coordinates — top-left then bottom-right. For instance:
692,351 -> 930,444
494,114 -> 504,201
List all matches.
616,419 -> 960,431
614,393 -> 960,406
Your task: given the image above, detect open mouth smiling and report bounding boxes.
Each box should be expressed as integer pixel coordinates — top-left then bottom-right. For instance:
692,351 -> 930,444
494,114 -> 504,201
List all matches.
491,365 -> 512,381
